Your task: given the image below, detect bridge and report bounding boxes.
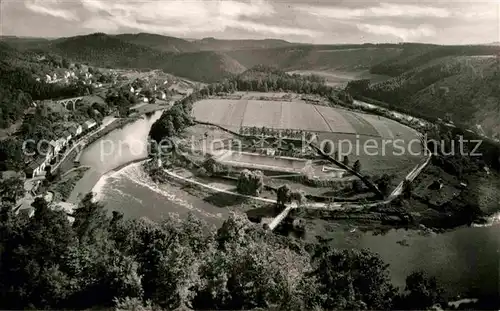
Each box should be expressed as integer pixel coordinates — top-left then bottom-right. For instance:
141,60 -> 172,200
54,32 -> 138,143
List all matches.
55,96 -> 84,110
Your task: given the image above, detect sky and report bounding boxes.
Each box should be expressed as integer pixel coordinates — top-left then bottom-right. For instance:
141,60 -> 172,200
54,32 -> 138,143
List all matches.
1,0 -> 499,44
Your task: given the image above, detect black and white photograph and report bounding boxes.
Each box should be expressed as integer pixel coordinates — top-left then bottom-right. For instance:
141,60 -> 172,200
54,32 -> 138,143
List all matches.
0,0 -> 499,309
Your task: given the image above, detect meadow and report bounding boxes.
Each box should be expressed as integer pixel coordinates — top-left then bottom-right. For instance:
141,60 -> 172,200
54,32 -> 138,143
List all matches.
192,97 -> 392,136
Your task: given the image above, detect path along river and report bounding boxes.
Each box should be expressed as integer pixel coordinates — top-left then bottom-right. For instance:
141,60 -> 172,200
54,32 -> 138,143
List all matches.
70,107 -> 499,299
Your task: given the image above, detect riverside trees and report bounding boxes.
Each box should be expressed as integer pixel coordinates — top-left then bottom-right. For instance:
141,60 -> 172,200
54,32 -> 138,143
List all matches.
236,169 -> 264,196
0,194 -> 449,310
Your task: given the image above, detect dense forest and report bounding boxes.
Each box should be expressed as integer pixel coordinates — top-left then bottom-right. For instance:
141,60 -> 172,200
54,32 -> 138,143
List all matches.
347,45 -> 500,135
0,194 -> 449,310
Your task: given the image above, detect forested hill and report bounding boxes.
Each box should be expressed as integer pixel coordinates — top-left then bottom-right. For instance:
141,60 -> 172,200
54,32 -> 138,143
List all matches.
25,33 -> 247,83
3,34 -> 499,133
347,44 -> 500,136
0,43 -> 91,129
114,33 -> 199,53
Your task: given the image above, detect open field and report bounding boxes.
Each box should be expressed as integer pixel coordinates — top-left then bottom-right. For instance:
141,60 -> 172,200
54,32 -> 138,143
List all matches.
192,95 -> 420,141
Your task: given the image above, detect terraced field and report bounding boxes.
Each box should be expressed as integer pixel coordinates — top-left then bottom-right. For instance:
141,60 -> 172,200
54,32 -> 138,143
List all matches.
192,98 -> 421,145
192,96 -> 425,180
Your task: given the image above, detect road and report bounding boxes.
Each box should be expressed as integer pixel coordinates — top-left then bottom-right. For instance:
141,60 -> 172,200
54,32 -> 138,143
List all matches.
50,121 -> 115,173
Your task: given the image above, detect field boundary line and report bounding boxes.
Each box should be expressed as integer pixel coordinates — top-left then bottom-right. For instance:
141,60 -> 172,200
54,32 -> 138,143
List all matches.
312,104 -> 335,133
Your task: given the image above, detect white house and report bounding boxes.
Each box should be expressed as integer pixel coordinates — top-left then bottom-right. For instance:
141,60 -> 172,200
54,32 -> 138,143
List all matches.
49,139 -> 63,155
143,97 -> 149,103
62,130 -> 72,143
264,148 -> 276,156
26,157 -> 47,178
83,119 -> 97,131
56,138 -> 67,148
45,74 -> 52,82
68,124 -> 82,137
130,86 -> 135,93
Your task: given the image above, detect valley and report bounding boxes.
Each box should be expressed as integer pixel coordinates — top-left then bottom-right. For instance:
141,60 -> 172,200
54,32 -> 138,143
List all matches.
1,30 -> 500,311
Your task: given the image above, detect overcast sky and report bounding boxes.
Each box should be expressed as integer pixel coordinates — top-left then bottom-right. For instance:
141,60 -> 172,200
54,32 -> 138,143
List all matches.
1,0 -> 499,44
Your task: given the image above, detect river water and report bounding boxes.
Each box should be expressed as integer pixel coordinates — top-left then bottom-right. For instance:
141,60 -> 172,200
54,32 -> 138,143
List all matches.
76,108 -> 499,299
75,110 -> 227,226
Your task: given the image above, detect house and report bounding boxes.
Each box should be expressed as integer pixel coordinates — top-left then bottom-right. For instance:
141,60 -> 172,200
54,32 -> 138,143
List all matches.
143,97 -> 149,103
264,148 -> 276,156
68,124 -> 83,137
428,179 -> 443,190
130,86 -> 135,93
83,119 -> 97,131
44,144 -> 54,163
45,74 -> 52,82
68,126 -> 78,138
62,130 -> 72,143
49,139 -> 62,155
25,157 -> 47,178
18,206 -> 35,218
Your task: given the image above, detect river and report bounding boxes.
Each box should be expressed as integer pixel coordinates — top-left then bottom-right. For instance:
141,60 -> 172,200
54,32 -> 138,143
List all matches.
72,106 -> 499,299
70,110 -> 227,226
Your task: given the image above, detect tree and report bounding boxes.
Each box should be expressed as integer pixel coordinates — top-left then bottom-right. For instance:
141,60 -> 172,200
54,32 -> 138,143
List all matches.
61,58 -> 70,69
353,160 -> 361,173
203,156 -> 219,175
402,180 -> 413,199
72,193 -> 110,243
322,141 -> 334,155
290,191 -> 306,206
352,179 -> 364,193
276,184 -> 291,208
309,245 -> 397,310
236,169 -> 264,196
343,155 -> 350,167
377,174 -> 393,197
0,175 -> 24,204
398,271 -> 445,310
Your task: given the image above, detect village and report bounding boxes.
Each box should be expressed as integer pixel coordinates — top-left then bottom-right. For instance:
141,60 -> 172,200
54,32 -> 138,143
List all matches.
0,57 -> 198,220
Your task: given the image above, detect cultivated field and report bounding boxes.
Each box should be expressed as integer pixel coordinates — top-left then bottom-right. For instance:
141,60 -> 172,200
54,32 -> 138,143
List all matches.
190,94 -> 426,183
192,97 -> 415,140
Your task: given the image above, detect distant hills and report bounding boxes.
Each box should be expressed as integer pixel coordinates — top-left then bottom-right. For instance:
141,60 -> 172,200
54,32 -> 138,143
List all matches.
1,32 -> 499,134
192,37 -> 296,51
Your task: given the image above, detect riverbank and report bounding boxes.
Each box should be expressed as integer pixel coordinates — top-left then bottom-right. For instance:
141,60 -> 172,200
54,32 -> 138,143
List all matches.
64,110 -> 166,205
